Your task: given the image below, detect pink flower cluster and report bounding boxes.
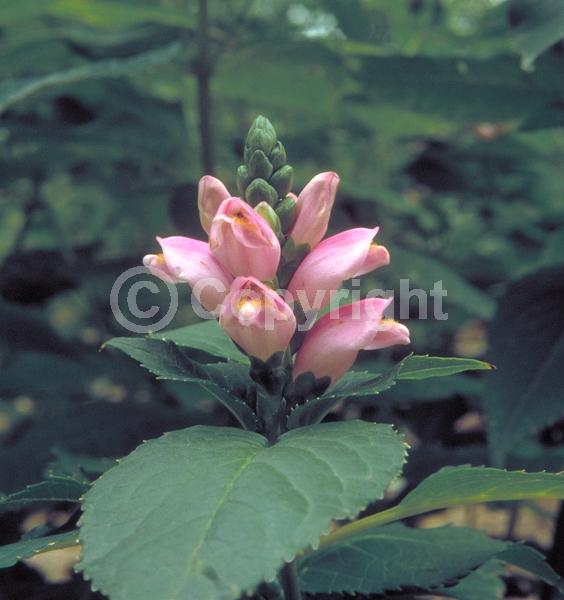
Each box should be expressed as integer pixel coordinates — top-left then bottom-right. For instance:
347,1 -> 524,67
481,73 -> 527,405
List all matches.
144,172 -> 410,387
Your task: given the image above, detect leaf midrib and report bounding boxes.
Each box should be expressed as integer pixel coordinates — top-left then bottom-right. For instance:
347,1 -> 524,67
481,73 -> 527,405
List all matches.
173,445 -> 263,598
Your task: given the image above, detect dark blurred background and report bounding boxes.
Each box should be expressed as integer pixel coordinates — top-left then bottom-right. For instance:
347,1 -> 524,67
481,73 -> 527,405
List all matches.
1,0 -> 564,598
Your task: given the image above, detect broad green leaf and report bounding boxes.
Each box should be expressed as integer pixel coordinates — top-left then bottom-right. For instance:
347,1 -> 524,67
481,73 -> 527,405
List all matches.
299,524 -> 509,596
508,0 -> 564,69
152,320 -> 249,364
484,264 -> 564,465
322,466 -> 564,543
287,354 -> 490,429
0,476 -> 88,511
0,42 -> 181,114
0,531 -> 79,569
78,421 -> 406,600
397,355 -> 493,380
107,337 -> 257,431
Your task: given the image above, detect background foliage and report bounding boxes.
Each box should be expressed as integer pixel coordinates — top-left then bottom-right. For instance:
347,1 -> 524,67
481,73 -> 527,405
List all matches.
1,0 -> 564,598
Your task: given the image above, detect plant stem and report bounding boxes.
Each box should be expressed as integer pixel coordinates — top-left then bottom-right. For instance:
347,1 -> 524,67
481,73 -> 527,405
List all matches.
195,0 -> 214,173
279,560 -> 303,600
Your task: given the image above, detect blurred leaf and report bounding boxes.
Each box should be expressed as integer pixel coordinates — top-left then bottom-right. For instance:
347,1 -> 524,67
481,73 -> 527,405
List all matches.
78,421 -> 406,600
152,320 -> 250,364
106,337 -> 258,430
0,41 -> 182,114
358,54 -> 557,123
389,245 -> 496,318
299,523 -> 509,596
323,466 -> 564,541
0,476 -> 87,510
0,399 -> 197,494
508,0 -> 564,69
0,531 -> 79,569
484,264 -> 564,465
0,0 -> 194,29
215,41 -> 341,119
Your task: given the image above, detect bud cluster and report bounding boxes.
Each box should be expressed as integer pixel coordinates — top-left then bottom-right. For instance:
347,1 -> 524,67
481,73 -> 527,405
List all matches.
237,116 -> 297,236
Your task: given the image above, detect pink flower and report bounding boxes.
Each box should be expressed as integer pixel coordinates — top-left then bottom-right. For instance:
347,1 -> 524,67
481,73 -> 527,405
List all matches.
198,175 -> 230,234
220,277 -> 296,361
289,172 -> 339,249
293,298 -> 410,385
209,197 -> 281,281
287,228 -> 389,312
143,236 -> 232,313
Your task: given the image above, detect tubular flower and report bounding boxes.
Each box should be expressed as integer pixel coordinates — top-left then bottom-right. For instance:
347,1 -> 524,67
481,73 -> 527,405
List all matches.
142,116 -> 411,400
220,277 -> 296,361
143,236 -> 232,313
287,228 -> 390,312
289,172 -> 339,249
293,298 -> 410,386
209,197 -> 281,281
197,175 -> 230,234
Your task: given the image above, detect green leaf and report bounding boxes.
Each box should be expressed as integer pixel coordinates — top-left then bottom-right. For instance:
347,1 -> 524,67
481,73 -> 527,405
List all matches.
322,466 -> 564,543
509,0 -> 564,69
107,337 -> 258,431
299,523 -> 509,596
484,264 -> 564,465
287,354 -> 490,429
0,41 -> 182,114
151,320 -> 249,364
78,421 -> 406,600
496,545 -> 564,594
0,476 -> 88,511
287,359 -> 405,429
439,559 -> 506,600
397,355 -> 494,380
438,545 -> 564,600
0,531 -> 79,569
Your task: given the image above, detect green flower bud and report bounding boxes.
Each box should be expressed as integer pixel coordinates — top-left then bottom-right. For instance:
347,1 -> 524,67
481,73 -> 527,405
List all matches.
245,115 -> 277,155
270,165 -> 294,198
275,195 -> 297,233
248,149 -> 273,180
269,141 -> 287,170
255,201 -> 282,238
245,178 -> 278,207
236,165 -> 251,196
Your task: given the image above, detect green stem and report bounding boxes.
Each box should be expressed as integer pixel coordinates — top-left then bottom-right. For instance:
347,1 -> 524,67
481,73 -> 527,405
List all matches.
279,560 -> 302,600
195,0 -> 214,173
